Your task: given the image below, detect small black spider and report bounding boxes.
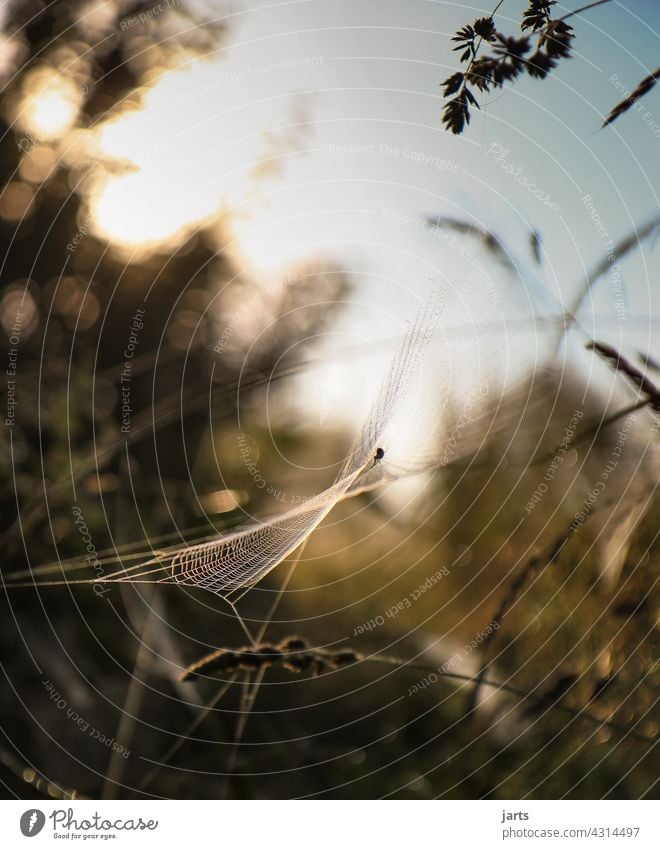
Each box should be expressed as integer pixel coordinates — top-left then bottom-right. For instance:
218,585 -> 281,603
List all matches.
372,447 -> 385,467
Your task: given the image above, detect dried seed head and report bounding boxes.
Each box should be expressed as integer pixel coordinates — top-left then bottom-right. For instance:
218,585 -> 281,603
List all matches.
181,636 -> 361,682
180,648 -> 239,681
329,649 -> 360,668
278,636 -> 309,652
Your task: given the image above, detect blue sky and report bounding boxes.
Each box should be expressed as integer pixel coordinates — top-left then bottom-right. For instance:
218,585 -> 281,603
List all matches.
47,0 -> 659,424
210,0 -> 659,323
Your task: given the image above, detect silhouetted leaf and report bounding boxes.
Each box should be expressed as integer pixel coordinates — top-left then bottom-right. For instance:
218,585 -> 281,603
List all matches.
494,33 -> 532,60
441,71 -> 464,96
541,20 -> 574,59
452,24 -> 475,45
493,34 -> 531,81
442,93 -> 471,134
473,17 -> 497,42
466,58 -> 495,92
451,24 -> 476,62
464,86 -> 480,108
526,50 -> 557,79
522,0 -> 556,33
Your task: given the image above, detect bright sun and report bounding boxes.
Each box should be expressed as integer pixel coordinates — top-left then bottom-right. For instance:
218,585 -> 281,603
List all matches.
17,39 -> 324,274
20,69 -> 80,141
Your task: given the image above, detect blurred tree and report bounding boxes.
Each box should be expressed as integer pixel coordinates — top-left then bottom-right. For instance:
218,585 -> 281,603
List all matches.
0,0 -> 350,798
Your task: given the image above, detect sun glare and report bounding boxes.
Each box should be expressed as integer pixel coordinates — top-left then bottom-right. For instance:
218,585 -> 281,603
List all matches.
12,37 -> 324,264
90,167 -> 219,250
20,69 -> 80,140
85,67 -> 235,252
83,57 -> 317,261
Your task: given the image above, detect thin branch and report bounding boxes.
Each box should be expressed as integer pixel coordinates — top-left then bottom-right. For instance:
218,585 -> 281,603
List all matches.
0,741 -> 84,799
603,67 -> 660,127
466,512 -> 591,712
558,0 -> 613,23
366,655 -> 655,745
529,398 -> 652,471
177,638 -> 655,745
569,212 -> 660,317
102,596 -> 157,799
464,0 -> 506,77
587,341 -> 660,411
137,674 -> 237,793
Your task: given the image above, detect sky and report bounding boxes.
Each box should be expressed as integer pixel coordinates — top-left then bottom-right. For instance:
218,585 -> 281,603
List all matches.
17,0 -> 660,426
